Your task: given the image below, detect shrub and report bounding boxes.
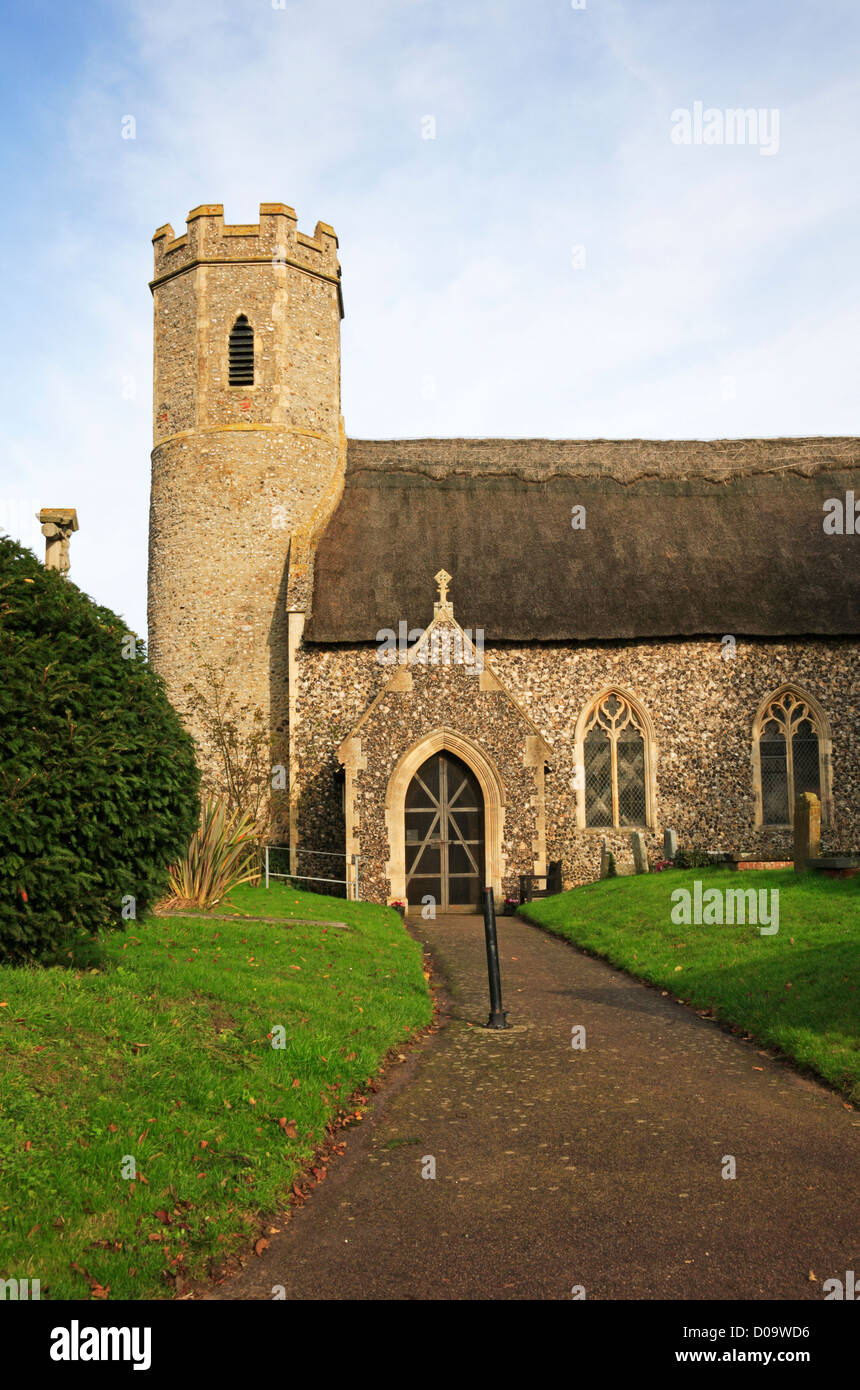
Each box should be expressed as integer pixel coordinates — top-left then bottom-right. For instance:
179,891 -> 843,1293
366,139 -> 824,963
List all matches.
167,798 -> 259,908
0,536 -> 200,960
675,848 -> 714,869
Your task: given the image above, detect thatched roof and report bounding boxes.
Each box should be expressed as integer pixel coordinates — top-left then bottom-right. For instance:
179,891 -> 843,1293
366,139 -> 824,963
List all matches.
304,437 -> 860,642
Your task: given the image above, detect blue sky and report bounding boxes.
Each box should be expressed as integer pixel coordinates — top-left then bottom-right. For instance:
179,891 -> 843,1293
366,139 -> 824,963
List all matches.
1,0 -> 858,635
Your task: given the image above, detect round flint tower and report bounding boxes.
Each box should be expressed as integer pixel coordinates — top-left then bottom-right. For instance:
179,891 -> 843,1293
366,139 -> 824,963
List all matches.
147,203 -> 344,830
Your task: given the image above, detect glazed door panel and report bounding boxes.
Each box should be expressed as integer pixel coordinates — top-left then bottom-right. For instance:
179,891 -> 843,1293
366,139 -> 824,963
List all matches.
405,753 -> 484,911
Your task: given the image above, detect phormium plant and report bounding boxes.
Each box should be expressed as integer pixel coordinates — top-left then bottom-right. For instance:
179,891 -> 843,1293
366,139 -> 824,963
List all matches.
167,797 -> 259,909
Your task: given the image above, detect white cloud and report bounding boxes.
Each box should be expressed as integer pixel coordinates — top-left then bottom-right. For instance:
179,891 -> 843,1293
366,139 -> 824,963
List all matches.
2,0 -> 859,635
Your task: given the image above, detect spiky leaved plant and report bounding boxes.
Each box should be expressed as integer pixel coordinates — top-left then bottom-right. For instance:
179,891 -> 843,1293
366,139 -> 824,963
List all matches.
167,798 -> 259,909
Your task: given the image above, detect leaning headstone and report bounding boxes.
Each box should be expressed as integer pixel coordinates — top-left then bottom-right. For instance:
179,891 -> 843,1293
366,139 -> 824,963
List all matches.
631,831 -> 649,874
663,827 -> 678,861
794,792 -> 821,871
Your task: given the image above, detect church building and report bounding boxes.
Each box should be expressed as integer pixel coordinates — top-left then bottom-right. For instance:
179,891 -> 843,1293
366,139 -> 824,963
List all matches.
147,203 -> 860,909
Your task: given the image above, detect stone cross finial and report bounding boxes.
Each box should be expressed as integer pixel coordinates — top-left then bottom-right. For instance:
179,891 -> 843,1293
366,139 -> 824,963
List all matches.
37,509 -> 79,576
434,568 -> 453,618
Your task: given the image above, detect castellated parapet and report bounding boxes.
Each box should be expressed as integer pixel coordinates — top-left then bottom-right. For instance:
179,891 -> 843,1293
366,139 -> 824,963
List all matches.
147,203 -> 345,835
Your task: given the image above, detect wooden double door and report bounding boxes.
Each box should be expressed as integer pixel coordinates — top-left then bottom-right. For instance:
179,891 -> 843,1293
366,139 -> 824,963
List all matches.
405,752 -> 485,911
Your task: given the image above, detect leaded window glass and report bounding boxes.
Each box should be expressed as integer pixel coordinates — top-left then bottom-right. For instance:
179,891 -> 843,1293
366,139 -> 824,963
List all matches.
583,692 -> 648,828
757,691 -> 823,826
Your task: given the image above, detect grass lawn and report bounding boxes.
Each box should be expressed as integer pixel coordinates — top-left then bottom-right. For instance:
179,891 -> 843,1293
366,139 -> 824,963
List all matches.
0,883 -> 432,1300
520,869 -> 859,1104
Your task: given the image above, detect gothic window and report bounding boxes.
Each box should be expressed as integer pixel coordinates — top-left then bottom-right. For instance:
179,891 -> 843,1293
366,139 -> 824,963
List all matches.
582,691 -> 649,828
229,315 -> 254,385
756,688 -> 826,826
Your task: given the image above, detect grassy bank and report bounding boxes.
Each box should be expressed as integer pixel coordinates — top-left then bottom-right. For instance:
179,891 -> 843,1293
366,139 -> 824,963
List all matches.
0,884 -> 432,1299
520,868 -> 859,1103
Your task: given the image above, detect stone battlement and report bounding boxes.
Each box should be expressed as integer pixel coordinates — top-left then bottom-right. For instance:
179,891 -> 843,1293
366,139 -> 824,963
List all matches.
151,203 -> 340,297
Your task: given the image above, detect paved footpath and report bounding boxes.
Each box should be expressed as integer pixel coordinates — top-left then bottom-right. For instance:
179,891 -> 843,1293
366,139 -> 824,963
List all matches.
207,914 -> 858,1300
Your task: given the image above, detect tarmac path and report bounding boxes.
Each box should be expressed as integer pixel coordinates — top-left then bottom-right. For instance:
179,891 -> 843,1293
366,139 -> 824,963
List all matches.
205,913 -> 858,1300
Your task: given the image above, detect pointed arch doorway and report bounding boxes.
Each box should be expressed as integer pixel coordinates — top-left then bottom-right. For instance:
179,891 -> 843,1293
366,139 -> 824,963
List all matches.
405,751 -> 485,911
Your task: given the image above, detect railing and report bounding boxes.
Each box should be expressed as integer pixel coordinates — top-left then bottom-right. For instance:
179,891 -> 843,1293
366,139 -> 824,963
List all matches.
262,846 -> 365,900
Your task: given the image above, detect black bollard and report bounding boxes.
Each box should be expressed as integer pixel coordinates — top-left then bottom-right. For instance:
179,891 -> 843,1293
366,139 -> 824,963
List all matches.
481,887 -> 510,1029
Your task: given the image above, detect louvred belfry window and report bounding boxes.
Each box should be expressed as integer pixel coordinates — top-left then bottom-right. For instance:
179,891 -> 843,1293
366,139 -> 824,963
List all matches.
758,690 -> 823,826
229,315 -> 254,385
583,692 -> 648,828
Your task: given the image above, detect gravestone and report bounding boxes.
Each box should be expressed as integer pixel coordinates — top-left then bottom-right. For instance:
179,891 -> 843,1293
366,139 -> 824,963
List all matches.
663,828 -> 678,861
631,831 -> 649,874
794,792 -> 820,871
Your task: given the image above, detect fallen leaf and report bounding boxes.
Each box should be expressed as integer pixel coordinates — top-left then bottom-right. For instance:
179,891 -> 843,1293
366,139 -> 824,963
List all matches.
71,1261 -> 110,1299
254,1237 -> 269,1256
